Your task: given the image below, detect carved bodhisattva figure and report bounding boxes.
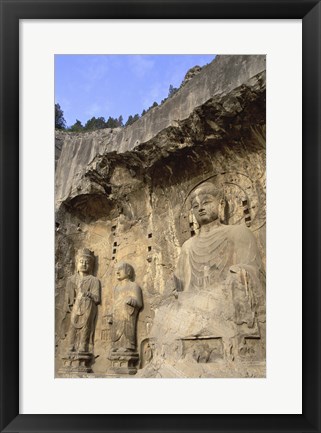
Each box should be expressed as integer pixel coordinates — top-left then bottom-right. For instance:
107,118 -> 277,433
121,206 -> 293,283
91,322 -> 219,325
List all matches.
62,248 -> 101,373
108,262 -> 143,374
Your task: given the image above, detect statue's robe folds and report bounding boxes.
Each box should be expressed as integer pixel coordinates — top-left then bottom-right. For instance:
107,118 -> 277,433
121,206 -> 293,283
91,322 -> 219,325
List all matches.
112,282 -> 143,351
152,223 -> 265,344
66,274 -> 101,351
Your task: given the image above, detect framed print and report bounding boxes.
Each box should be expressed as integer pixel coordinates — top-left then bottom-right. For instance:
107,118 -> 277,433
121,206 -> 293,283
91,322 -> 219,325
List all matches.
0,0 -> 320,432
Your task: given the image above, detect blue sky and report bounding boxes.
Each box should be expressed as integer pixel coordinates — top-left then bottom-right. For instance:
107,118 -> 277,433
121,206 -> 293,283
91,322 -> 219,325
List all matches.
55,55 -> 216,127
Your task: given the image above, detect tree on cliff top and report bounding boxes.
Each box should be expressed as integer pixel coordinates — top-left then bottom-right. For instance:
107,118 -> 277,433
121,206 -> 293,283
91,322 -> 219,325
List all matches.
168,84 -> 178,97
125,113 -> 140,126
84,116 -> 107,131
106,115 -> 123,128
69,119 -> 84,132
55,103 -> 66,129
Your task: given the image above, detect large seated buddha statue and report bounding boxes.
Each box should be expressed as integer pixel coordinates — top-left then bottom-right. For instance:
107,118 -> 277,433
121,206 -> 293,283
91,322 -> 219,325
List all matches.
149,181 -> 265,365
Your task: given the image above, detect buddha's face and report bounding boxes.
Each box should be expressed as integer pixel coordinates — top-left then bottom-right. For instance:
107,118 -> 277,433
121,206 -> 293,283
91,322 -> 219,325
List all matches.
77,256 -> 92,274
116,265 -> 128,281
191,193 -> 220,226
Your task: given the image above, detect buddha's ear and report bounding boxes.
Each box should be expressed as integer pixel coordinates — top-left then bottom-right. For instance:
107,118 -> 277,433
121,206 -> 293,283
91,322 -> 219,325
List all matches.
218,198 -> 228,224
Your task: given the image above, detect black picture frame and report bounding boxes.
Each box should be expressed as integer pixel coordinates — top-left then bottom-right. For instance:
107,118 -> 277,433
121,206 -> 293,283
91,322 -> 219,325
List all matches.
0,1 -> 320,432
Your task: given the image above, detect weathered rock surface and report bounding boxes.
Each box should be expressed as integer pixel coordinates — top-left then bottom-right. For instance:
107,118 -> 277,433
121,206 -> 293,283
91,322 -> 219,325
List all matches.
55,55 -> 266,378
55,130 -> 65,168
55,55 -> 265,208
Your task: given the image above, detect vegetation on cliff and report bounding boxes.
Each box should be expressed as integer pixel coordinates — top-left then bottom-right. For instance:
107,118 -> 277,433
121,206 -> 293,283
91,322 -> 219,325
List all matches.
55,74 -> 192,132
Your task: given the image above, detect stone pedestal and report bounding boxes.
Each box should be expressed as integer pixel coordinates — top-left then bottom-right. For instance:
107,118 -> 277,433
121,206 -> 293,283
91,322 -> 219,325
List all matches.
108,351 -> 139,375
60,351 -> 93,374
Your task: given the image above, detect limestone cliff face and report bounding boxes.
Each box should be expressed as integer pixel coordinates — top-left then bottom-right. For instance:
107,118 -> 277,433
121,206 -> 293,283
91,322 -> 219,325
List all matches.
55,55 -> 265,208
55,55 -> 266,378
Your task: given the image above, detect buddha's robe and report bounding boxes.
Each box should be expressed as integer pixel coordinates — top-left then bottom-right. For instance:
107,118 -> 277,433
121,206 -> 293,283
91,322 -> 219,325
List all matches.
166,223 -> 265,340
175,223 -> 262,293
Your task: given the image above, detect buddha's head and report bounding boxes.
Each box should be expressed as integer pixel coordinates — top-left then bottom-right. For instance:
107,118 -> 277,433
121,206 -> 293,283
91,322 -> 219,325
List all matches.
116,262 -> 135,282
76,248 -> 94,274
190,182 -> 224,226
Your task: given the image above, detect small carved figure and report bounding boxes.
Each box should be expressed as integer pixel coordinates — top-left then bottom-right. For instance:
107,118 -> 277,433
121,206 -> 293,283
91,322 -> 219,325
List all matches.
140,338 -> 154,368
65,248 -> 101,353
109,262 -> 143,353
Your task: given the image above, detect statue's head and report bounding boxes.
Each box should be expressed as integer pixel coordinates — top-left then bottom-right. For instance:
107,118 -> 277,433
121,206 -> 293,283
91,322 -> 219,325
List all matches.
76,248 -> 94,274
116,262 -> 135,282
189,182 -> 224,226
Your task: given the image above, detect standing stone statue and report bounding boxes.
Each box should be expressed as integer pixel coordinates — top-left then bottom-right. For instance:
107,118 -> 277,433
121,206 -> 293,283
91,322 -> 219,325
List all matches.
108,262 -> 143,374
61,248 -> 101,373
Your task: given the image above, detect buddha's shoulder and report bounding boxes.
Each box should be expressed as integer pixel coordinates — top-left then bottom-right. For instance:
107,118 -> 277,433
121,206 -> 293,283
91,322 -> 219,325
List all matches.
225,223 -> 254,240
181,224 -> 253,247
181,236 -> 196,250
